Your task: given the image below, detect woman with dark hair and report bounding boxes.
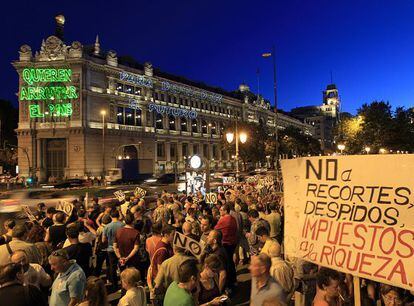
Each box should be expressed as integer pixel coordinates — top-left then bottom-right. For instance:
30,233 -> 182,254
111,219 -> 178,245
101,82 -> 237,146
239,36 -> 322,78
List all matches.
379,284 -> 404,306
78,276 -> 109,306
0,263 -> 46,306
0,219 -> 15,245
26,224 -> 51,268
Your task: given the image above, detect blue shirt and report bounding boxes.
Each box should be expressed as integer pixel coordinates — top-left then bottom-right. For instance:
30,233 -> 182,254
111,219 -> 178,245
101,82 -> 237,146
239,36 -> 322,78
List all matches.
103,220 -> 124,252
49,261 -> 86,306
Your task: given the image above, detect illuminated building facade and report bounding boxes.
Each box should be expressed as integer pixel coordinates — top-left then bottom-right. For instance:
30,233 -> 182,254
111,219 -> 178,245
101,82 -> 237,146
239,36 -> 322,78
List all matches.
13,17 -> 314,182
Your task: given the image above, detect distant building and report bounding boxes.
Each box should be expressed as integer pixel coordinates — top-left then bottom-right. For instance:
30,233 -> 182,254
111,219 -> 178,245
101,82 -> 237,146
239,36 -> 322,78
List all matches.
290,84 -> 340,151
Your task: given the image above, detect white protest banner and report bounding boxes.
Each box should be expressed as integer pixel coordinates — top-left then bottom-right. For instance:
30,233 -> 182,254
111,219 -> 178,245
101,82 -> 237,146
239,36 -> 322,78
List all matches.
173,232 -> 204,259
134,187 -> 147,198
22,205 -> 36,222
205,192 -> 218,204
281,155 -> 414,291
223,177 -> 236,184
114,190 -> 126,202
56,201 -> 74,216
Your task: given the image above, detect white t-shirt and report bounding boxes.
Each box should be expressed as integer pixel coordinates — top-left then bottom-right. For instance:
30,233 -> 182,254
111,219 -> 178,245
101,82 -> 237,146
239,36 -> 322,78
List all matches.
118,287 -> 147,306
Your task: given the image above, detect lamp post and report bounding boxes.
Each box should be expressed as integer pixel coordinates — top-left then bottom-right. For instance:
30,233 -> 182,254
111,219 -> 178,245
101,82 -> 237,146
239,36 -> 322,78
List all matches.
226,126 -> 247,181
364,146 -> 371,154
262,45 -> 279,180
101,110 -> 106,176
206,123 -> 212,192
337,144 -> 345,155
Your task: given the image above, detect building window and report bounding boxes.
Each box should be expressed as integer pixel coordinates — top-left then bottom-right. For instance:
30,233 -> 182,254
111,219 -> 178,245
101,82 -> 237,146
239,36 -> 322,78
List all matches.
211,122 -> 217,134
125,108 -> 134,125
202,120 -> 207,133
169,115 -> 176,130
160,94 -> 165,101
134,87 -> 141,95
181,118 -> 187,132
153,92 -> 159,100
125,85 -> 133,94
157,143 -> 165,158
192,119 -> 198,133
155,113 -> 163,129
135,108 -> 142,126
203,144 -> 208,157
116,83 -> 124,92
117,107 -> 124,124
193,144 -> 199,155
182,143 -> 188,158
170,143 -> 177,159
212,145 -> 217,159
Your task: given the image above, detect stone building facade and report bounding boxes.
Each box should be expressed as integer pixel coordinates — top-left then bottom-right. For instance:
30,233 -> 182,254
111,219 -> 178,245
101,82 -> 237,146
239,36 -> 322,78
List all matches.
13,19 -> 314,182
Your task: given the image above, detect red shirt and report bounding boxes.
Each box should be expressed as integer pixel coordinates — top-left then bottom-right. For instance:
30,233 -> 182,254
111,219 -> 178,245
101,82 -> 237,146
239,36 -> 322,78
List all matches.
114,226 -> 140,266
215,214 -> 238,246
151,240 -> 173,279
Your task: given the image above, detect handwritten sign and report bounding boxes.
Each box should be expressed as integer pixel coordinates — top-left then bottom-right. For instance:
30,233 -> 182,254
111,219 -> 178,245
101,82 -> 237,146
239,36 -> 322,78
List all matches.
281,155 -> 414,291
173,232 -> 204,259
205,193 -> 218,204
223,177 -> 236,184
134,187 -> 147,198
56,201 -> 74,216
114,190 -> 126,202
22,205 -> 36,222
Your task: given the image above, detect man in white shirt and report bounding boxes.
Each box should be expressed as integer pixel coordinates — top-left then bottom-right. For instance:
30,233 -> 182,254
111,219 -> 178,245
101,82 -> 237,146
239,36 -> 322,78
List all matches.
10,250 -> 51,289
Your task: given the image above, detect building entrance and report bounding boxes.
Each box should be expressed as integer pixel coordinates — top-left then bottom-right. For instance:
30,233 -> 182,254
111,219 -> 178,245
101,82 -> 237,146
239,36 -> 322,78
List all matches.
46,139 -> 66,179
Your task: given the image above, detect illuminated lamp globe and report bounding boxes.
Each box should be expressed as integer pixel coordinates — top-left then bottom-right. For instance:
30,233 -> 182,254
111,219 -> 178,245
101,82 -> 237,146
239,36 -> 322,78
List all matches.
189,155 -> 202,169
100,110 -> 106,116
55,14 -> 65,25
239,132 -> 247,144
226,132 -> 234,144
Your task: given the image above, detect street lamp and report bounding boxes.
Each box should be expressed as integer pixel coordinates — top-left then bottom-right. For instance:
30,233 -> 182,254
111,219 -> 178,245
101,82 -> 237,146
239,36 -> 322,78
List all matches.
262,46 -> 279,181
379,148 -> 386,154
364,147 -> 371,154
100,110 -> 106,176
226,129 -> 248,180
337,144 -> 345,154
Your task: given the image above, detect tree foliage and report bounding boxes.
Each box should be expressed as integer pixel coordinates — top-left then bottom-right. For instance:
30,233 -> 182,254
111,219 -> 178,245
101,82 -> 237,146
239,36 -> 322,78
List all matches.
334,101 -> 414,153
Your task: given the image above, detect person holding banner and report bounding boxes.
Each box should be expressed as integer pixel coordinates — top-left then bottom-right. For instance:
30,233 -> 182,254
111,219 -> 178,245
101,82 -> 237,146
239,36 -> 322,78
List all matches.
313,267 -> 341,306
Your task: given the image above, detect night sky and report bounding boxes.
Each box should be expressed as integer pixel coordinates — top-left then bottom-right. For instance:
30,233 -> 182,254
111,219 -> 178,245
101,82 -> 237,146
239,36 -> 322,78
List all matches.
1,0 -> 414,114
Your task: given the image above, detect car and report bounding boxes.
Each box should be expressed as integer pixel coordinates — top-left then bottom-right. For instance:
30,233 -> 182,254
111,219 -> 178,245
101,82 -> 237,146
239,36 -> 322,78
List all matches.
0,189 -> 78,213
41,179 -> 87,189
144,173 -> 183,185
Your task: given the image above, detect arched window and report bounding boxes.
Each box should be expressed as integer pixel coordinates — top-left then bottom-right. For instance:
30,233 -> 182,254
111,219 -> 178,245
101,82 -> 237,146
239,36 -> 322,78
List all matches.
192,119 -> 198,133
202,120 -> 207,134
169,115 -> 176,130
155,113 -> 163,129
135,108 -> 142,126
181,118 -> 187,131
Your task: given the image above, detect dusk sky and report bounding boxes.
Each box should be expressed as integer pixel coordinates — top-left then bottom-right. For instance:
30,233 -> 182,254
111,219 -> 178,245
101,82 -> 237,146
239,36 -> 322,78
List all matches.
1,0 -> 414,114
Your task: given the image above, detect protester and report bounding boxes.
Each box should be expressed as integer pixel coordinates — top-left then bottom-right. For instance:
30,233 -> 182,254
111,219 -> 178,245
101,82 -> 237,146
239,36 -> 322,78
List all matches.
49,249 -> 86,306
0,224 -> 42,264
203,229 -> 228,292
10,250 -> 52,289
200,214 -> 213,246
0,262 -> 47,306
41,207 -> 56,228
256,226 -> 280,256
45,211 -> 67,249
62,224 -> 93,277
118,267 -> 147,306
249,253 -> 286,305
261,202 -> 281,243
0,219 -> 15,245
146,222 -> 162,260
78,276 -> 109,306
379,284 -> 404,306
313,267 -> 341,306
102,209 -> 124,292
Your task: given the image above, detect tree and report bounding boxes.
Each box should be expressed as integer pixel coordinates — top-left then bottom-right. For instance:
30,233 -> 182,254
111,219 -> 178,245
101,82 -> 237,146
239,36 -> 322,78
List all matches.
278,126 -> 322,157
334,101 -> 414,154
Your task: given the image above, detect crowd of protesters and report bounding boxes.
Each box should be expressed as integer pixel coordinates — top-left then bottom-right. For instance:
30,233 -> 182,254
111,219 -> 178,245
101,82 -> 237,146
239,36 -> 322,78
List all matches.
0,181 -> 412,306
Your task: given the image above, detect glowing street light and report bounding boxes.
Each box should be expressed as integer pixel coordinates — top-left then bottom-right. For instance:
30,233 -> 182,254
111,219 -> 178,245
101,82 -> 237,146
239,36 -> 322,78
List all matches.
226,132 -> 234,144
239,132 -> 247,144
365,147 -> 371,154
226,129 -> 248,179
337,144 -> 345,154
379,148 -> 386,154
